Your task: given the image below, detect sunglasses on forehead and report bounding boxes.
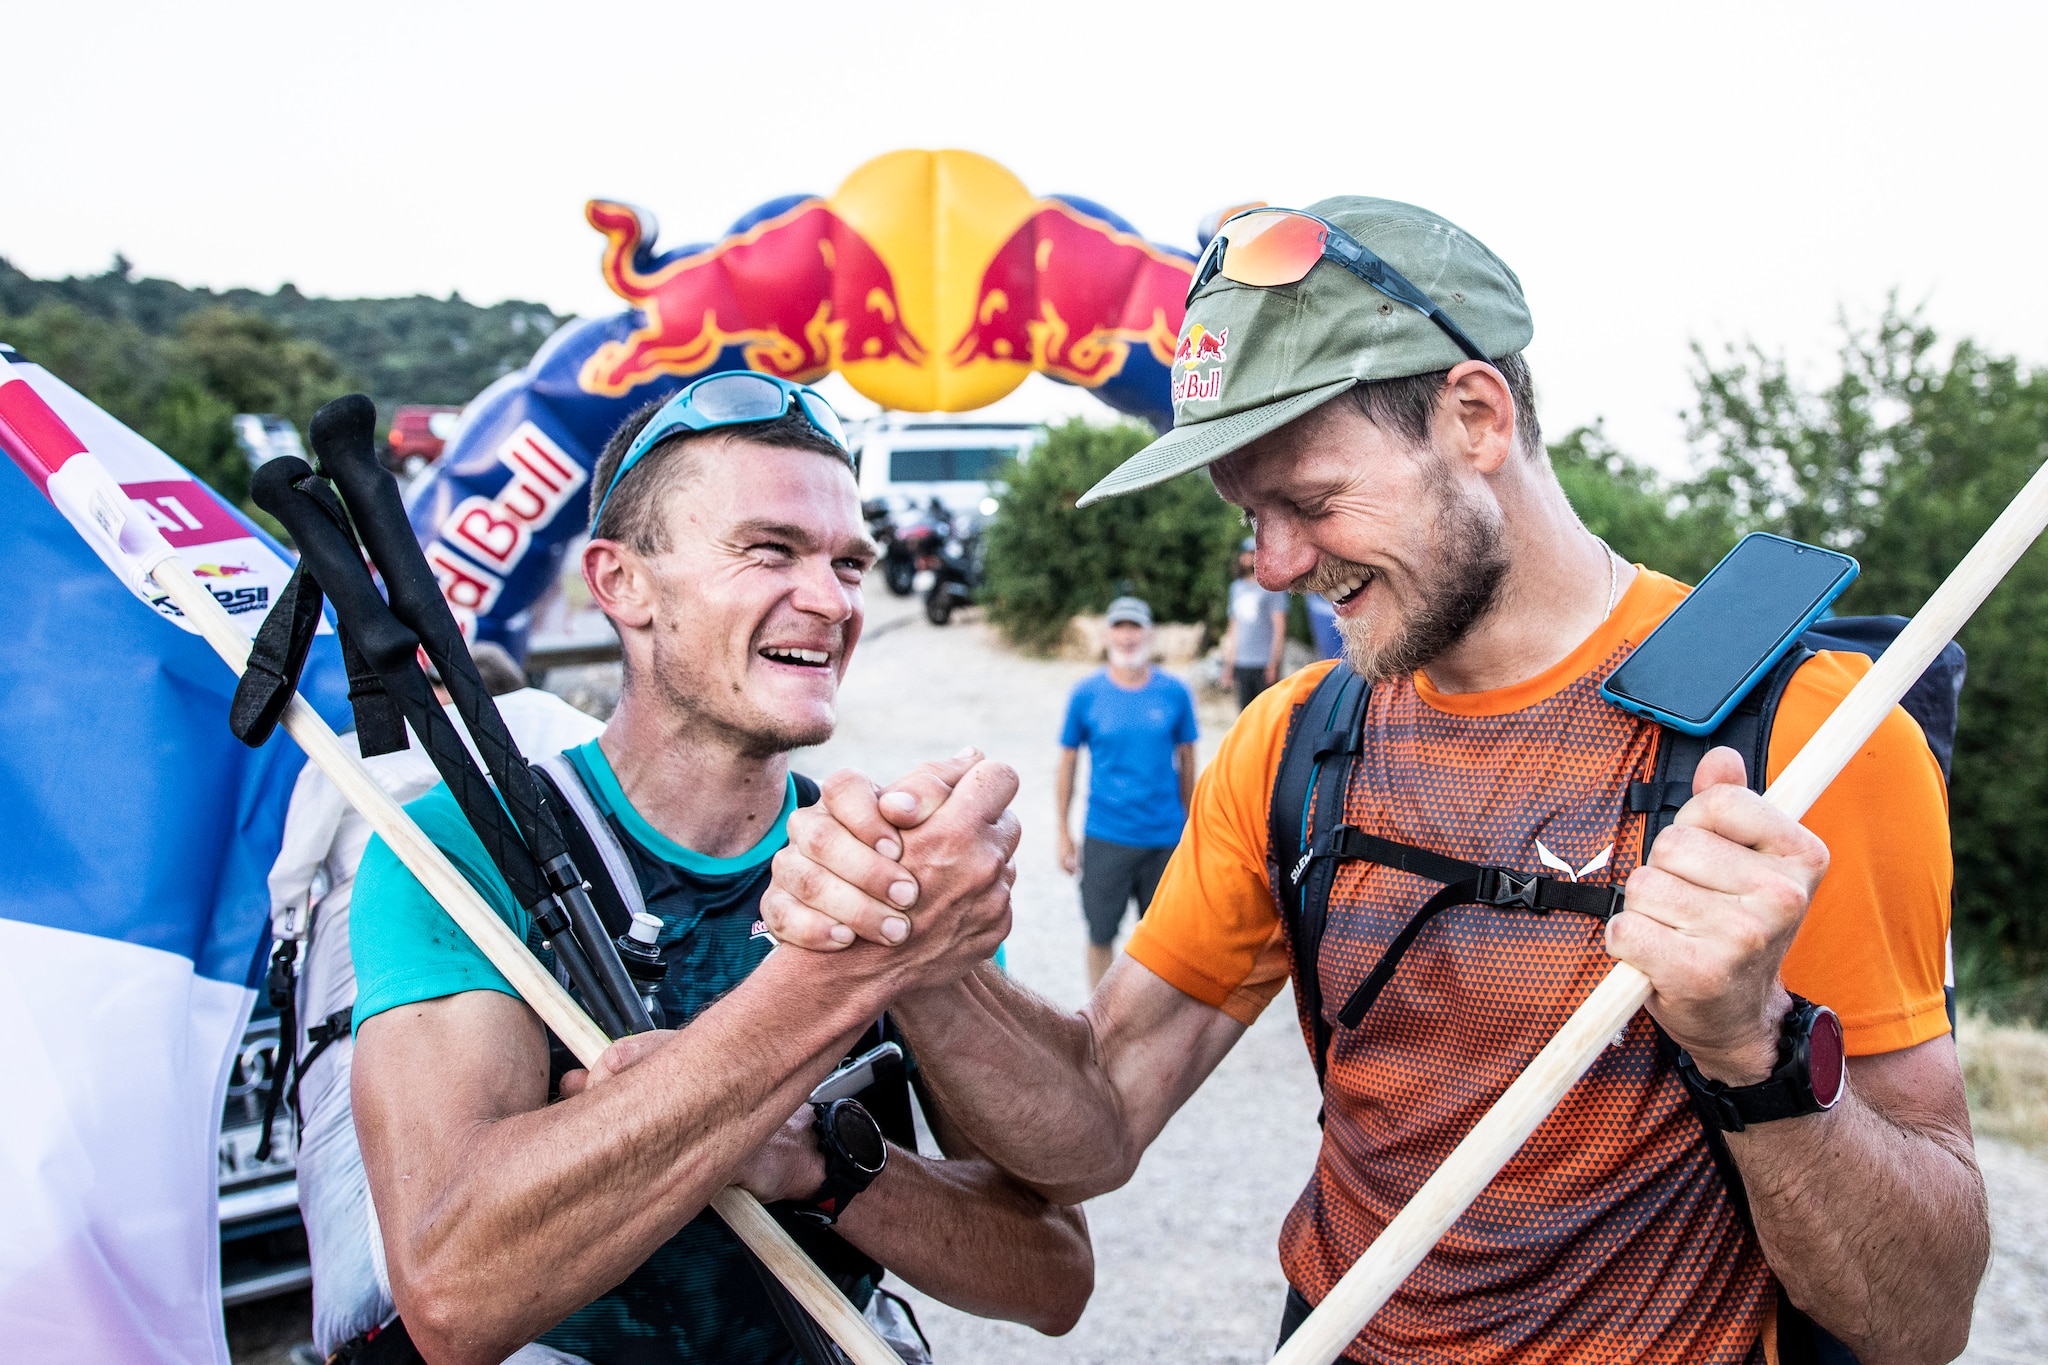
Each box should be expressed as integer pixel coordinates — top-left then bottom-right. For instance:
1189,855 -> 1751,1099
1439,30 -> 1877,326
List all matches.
1186,208 -> 1487,363
592,372 -> 851,531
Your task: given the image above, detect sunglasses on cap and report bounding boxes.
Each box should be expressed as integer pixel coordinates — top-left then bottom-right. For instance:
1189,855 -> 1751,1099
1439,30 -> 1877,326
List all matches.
592,372 -> 851,531
1186,208 -> 1487,362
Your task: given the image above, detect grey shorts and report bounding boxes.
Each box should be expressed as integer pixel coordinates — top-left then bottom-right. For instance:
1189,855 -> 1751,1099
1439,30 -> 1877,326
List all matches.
1080,836 -> 1176,946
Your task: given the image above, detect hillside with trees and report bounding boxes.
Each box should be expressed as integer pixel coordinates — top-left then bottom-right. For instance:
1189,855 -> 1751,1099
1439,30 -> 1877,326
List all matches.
0,255 -> 562,505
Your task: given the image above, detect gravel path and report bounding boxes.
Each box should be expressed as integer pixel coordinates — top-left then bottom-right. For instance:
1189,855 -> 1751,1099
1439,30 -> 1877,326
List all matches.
797,590 -> 2048,1365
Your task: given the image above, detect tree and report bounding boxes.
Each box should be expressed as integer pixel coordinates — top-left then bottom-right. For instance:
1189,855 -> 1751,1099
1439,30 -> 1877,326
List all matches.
0,300 -> 353,509
982,418 -> 1244,651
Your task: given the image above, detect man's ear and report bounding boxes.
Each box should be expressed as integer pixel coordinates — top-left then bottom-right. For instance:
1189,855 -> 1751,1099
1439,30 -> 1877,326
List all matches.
584,538 -> 655,630
1440,360 -> 1518,476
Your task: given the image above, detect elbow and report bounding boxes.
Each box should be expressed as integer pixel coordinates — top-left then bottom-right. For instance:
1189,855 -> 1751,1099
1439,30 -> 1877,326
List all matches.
391,1263 -> 516,1365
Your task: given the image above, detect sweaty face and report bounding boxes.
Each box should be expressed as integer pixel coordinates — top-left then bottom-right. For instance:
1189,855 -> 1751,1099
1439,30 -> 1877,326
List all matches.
629,439 -> 873,755
1211,399 -> 1508,684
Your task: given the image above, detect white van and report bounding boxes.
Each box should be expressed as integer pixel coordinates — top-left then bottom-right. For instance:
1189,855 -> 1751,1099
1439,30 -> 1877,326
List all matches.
851,415 -> 1042,519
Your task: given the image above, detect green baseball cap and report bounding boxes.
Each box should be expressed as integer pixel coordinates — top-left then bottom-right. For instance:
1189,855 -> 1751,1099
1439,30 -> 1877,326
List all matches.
1076,196 -> 1532,506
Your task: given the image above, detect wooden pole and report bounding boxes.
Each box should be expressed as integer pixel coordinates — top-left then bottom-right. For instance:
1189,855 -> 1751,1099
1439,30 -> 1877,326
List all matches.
1271,456 -> 2048,1365
150,563 -> 902,1365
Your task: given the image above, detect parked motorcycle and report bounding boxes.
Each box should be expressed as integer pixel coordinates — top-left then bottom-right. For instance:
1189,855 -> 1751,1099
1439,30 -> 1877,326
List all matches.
883,497 -> 952,598
861,498 -> 908,594
923,509 -> 987,626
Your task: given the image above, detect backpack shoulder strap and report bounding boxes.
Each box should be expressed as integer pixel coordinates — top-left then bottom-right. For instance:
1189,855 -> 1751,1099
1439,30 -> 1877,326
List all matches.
533,754 -> 644,930
1628,645 -> 1812,857
1266,665 -> 1372,1089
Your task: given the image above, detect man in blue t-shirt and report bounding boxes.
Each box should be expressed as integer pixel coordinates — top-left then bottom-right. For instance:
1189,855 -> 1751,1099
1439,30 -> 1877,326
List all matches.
1056,596 -> 1200,987
346,385 -> 1091,1364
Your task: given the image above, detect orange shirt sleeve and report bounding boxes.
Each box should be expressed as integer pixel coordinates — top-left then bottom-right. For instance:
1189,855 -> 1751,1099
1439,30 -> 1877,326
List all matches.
1122,664 -> 1334,1025
1768,651 -> 1953,1056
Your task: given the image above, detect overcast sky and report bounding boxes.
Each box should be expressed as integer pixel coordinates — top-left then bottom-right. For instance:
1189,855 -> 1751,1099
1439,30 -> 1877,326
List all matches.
4,0 -> 2042,470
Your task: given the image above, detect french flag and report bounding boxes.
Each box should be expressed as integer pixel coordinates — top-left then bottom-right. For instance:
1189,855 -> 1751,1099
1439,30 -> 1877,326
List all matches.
0,357 -> 347,1361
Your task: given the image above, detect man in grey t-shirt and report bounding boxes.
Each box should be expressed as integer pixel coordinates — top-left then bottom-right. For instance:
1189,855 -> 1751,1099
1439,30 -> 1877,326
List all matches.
1223,538 -> 1289,708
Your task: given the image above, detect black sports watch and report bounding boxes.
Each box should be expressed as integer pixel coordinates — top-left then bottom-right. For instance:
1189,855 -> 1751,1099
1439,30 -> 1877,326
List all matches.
1676,994 -> 1847,1132
793,1097 -> 888,1225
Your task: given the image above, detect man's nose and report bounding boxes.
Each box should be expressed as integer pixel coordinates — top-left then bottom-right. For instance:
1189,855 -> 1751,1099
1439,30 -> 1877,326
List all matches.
1254,519 -> 1319,591
791,554 -> 856,619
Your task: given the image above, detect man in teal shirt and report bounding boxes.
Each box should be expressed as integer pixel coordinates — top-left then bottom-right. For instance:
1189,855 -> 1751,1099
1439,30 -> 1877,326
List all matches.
349,379 -> 1091,1365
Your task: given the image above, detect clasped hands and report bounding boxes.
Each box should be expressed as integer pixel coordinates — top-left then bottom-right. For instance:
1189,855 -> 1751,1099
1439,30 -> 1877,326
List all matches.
760,747 -> 1021,993
754,742 -> 1833,1093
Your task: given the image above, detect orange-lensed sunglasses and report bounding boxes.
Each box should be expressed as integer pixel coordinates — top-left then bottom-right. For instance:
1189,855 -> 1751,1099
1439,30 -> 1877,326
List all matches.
1186,208 -> 1487,362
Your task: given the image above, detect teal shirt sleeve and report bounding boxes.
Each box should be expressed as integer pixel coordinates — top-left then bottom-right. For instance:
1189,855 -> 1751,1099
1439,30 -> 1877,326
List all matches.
349,783 -> 534,1033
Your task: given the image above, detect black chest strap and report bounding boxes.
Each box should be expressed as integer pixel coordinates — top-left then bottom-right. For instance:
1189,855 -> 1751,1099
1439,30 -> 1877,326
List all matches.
1295,826 -> 1625,1028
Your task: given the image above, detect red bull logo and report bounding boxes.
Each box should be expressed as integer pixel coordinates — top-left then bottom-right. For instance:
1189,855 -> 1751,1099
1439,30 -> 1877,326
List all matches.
1172,323 -> 1227,368
1171,322 -> 1229,405
189,561 -> 255,579
948,202 -> 1189,387
578,199 -> 923,398
441,423 -> 584,571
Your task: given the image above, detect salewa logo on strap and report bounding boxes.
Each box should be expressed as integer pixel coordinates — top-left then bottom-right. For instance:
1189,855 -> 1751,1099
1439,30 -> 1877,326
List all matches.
1535,839 -> 1613,883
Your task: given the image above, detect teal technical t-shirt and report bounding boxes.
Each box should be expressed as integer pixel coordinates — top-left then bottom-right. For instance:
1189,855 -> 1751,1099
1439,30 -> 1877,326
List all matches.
350,740 -> 871,1365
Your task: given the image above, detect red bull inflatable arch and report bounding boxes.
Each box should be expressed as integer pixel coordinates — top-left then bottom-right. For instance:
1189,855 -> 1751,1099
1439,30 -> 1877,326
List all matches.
407,148 -> 1234,652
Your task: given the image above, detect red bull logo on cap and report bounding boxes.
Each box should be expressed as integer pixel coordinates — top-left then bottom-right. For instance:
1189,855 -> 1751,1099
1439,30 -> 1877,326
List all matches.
1171,323 -> 1228,406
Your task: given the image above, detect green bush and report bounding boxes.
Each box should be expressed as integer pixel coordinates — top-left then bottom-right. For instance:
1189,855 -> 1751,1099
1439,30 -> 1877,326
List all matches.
983,418 -> 1243,651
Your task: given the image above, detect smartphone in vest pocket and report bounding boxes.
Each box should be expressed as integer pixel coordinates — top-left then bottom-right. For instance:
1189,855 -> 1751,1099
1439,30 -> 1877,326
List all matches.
1602,533 -> 1859,736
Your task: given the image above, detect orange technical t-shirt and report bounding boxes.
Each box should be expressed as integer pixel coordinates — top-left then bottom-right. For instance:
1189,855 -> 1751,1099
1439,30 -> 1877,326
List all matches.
1124,567 -> 1951,1365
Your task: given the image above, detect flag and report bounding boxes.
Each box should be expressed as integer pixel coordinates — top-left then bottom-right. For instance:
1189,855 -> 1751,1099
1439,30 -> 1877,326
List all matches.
0,358 -> 349,1362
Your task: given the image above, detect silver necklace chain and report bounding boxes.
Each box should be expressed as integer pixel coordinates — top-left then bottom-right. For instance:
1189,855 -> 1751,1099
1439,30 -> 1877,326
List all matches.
1598,537 -> 1620,616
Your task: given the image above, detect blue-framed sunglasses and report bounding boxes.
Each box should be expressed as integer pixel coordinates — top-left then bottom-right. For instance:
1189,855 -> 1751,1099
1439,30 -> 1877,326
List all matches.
1186,208 -> 1487,362
591,372 -> 851,530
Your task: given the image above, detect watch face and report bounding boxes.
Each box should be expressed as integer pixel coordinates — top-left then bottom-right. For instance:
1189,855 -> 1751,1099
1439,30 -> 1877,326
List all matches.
828,1100 -> 887,1173
1807,1006 -> 1846,1108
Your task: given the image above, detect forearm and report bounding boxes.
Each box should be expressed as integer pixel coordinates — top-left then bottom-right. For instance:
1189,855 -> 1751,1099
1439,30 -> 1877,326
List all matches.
1055,750 -> 1077,840
369,956 -> 886,1363
1267,614 -> 1286,670
1731,1072 -> 1986,1364
836,1146 -> 1092,1334
890,966 -> 1137,1203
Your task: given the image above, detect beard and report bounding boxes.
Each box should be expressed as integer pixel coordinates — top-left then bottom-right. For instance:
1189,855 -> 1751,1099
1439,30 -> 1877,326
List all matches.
642,619 -> 838,758
1298,471 -> 1509,684
1107,642 -> 1151,670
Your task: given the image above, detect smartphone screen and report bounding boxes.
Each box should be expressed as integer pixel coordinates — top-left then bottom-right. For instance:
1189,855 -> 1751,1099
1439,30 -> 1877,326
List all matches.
1602,533 -> 1859,734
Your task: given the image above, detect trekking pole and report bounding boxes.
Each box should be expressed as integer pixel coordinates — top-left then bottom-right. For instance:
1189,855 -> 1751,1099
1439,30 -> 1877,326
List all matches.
308,396 -> 651,1037
248,456 -> 640,1038
0,376 -> 903,1365
1271,453 -> 2048,1365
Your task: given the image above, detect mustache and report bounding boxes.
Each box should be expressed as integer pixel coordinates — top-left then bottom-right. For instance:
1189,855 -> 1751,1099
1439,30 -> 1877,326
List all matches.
1291,558 -> 1375,596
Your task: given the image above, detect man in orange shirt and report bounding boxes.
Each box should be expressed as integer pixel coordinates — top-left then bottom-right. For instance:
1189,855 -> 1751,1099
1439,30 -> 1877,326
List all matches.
762,199 -> 1989,1364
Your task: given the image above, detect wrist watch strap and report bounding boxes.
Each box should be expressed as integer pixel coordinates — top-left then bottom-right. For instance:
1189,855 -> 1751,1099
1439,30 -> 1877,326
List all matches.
1676,994 -> 1841,1133
794,1098 -> 886,1226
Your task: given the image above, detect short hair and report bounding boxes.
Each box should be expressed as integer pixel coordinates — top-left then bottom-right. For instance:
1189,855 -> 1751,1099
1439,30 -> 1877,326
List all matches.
588,397 -> 853,553
1345,351 -> 1542,459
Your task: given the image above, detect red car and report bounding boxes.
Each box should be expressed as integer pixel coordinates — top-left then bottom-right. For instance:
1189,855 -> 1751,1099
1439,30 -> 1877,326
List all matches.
384,405 -> 463,471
